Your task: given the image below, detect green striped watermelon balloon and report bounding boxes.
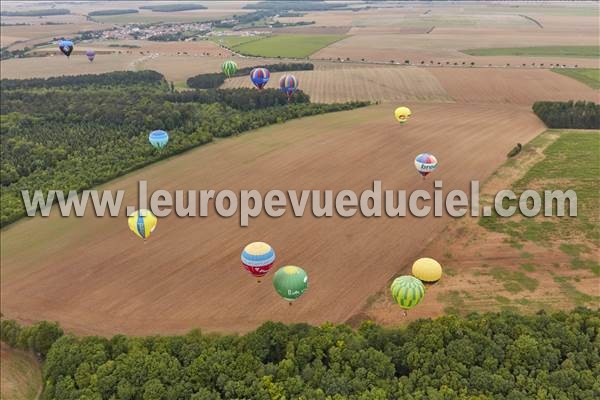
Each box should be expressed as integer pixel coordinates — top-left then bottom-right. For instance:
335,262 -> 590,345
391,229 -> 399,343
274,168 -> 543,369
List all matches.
222,60 -> 238,78
390,275 -> 425,310
273,266 -> 308,303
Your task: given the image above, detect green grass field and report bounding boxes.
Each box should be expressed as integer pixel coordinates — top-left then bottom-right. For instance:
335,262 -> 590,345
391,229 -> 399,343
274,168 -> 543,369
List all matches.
462,46 -> 600,58
551,68 -> 600,89
481,130 -> 600,246
228,34 -> 347,58
210,35 -> 265,48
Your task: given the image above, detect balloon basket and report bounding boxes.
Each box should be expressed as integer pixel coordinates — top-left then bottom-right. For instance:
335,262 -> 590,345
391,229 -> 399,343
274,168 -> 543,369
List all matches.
288,302 -> 293,306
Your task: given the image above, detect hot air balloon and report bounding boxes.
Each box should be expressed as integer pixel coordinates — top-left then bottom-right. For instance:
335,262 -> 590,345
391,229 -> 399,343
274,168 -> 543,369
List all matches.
149,130 -> 169,149
394,106 -> 412,124
390,275 -> 425,315
86,49 -> 96,62
414,153 -> 438,178
273,266 -> 308,305
250,67 -> 270,90
128,209 -> 157,241
412,258 -> 443,285
241,242 -> 275,282
58,40 -> 74,57
222,60 -> 238,78
279,74 -> 298,100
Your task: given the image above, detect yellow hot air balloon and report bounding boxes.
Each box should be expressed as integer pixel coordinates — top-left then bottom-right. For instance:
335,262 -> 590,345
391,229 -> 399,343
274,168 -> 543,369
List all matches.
412,257 -> 442,285
128,209 -> 157,241
394,106 -> 412,124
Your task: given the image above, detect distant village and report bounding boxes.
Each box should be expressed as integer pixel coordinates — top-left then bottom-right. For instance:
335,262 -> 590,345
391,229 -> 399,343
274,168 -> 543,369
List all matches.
96,19 -> 268,42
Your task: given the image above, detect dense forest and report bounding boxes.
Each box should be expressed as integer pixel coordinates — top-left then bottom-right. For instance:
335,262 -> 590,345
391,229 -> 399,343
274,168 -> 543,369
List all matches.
533,101 -> 599,129
88,9 -> 139,17
244,1 -> 348,12
139,4 -> 207,12
1,309 -> 598,399
0,70 -> 367,226
187,63 -> 314,89
0,8 -> 70,17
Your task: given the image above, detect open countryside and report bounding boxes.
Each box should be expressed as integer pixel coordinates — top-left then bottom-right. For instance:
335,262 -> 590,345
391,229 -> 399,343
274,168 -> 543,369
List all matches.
0,1 -> 598,399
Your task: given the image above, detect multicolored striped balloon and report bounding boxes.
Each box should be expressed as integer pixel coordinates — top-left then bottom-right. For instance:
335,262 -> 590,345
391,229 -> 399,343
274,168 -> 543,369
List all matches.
241,242 -> 276,280
222,60 -> 238,78
414,153 -> 438,177
273,266 -> 308,303
279,74 -> 298,98
128,209 -> 157,241
149,130 -> 169,149
390,275 -> 425,310
250,67 -> 270,90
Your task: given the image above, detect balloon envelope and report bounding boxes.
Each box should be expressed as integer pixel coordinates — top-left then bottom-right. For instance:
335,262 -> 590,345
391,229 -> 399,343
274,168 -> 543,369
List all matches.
128,209 -> 157,240
414,153 -> 438,177
149,130 -> 169,149
241,242 -> 275,278
390,275 -> 425,310
394,106 -> 412,124
412,258 -> 443,284
279,74 -> 298,97
222,60 -> 238,78
86,49 -> 96,62
58,40 -> 74,57
273,266 -> 308,302
250,67 -> 270,89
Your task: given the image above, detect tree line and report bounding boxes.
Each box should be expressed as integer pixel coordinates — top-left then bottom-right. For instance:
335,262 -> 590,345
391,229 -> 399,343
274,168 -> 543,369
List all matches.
186,63 -> 314,89
0,70 -> 367,226
533,101 -> 599,129
88,9 -> 139,17
1,308 -> 598,399
0,70 -> 165,91
1,8 -> 70,16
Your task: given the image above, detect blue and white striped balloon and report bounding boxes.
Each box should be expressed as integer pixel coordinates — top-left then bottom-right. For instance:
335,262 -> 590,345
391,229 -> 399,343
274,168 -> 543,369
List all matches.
149,130 -> 169,149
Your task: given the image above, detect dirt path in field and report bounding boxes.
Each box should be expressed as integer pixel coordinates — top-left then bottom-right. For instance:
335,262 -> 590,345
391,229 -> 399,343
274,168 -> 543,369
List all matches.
1,103 -> 546,336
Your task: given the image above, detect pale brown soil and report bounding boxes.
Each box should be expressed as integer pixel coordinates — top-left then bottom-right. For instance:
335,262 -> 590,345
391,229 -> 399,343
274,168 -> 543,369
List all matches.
0,103 -> 545,336
429,68 -> 600,105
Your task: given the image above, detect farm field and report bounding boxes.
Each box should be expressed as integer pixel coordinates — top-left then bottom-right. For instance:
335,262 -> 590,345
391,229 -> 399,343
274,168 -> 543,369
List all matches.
210,35 -> 265,48
552,68 -> 600,89
0,343 -> 42,400
365,130 -> 600,325
227,34 -> 348,58
221,66 -> 452,103
222,66 -> 599,105
462,46 -> 600,58
428,67 -> 599,105
0,53 -> 142,80
0,103 -> 546,336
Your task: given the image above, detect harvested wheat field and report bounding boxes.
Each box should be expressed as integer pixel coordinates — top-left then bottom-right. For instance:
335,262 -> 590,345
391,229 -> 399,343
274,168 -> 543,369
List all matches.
0,53 -> 142,80
222,67 -> 452,103
429,68 -> 600,105
1,103 -> 546,336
